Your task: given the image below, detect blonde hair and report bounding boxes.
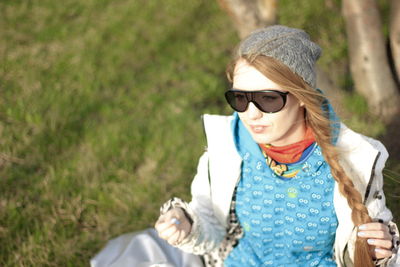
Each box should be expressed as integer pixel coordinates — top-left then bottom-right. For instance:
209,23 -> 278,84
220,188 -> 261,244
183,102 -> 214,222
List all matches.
227,55 -> 374,267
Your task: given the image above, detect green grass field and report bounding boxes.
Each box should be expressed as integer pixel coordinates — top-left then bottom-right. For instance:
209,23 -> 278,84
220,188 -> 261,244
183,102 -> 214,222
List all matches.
0,0 -> 398,266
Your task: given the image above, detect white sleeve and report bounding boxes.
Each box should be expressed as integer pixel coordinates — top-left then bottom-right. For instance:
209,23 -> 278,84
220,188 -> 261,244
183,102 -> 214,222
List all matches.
160,152 -> 226,255
364,161 -> 399,267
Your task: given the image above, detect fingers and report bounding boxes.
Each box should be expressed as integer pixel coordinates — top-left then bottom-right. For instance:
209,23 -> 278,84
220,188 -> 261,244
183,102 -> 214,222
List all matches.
157,220 -> 188,245
358,230 -> 392,240
155,217 -> 179,237
359,222 -> 389,231
155,208 -> 191,245
155,218 -> 178,233
160,223 -> 179,239
167,228 -> 182,245
155,209 -> 183,231
367,238 -> 393,249
358,222 -> 394,260
358,222 -> 391,239
371,247 -> 394,259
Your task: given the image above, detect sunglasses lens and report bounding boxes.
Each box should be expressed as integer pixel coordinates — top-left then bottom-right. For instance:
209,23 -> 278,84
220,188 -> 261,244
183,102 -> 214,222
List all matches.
253,91 -> 286,113
225,90 -> 287,113
225,91 -> 248,112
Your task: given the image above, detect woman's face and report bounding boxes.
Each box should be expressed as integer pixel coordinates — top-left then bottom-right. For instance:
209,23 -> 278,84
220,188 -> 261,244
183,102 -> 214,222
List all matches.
233,59 -> 306,146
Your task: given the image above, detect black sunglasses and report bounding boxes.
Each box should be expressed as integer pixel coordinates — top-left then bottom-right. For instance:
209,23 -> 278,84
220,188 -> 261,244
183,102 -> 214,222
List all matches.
225,89 -> 289,113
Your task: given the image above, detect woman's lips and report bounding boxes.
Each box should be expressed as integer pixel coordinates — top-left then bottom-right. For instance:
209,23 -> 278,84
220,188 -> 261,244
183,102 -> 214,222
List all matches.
249,125 -> 269,133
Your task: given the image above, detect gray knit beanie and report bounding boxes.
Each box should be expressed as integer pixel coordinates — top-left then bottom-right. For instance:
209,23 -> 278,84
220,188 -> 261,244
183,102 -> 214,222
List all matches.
237,25 -> 322,88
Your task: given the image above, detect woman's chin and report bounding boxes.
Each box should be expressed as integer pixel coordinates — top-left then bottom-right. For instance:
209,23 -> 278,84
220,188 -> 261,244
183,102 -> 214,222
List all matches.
250,133 -> 273,145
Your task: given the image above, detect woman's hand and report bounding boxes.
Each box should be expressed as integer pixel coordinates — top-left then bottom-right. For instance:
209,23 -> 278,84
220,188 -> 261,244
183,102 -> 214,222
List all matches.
358,222 -> 393,259
155,208 -> 192,246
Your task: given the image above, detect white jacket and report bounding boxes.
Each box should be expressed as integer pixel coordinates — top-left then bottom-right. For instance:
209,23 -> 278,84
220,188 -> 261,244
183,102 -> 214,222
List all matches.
172,114 -> 399,267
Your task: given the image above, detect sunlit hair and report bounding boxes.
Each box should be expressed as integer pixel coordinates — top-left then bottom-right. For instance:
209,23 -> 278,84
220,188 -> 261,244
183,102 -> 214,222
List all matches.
227,55 -> 374,267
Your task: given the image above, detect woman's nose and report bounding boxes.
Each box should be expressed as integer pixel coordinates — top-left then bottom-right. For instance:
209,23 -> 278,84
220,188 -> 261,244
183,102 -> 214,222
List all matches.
247,102 -> 263,120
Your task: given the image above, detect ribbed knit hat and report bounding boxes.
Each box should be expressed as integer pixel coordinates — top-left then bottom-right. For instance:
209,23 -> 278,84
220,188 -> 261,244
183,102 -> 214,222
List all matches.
237,25 -> 322,88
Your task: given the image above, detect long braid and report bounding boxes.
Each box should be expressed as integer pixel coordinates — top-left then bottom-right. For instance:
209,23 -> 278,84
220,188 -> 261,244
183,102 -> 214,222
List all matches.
305,100 -> 374,267
230,55 -> 375,267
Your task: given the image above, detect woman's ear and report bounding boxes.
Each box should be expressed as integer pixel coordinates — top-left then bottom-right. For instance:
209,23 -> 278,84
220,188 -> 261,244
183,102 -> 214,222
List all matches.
299,101 -> 305,107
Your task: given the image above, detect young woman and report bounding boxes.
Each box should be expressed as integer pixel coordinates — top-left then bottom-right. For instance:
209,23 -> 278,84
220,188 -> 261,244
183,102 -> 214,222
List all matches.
91,25 -> 399,267
154,25 -> 399,267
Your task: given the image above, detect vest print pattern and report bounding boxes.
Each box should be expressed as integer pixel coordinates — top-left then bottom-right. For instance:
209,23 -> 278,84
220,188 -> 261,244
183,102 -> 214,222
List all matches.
224,145 -> 338,267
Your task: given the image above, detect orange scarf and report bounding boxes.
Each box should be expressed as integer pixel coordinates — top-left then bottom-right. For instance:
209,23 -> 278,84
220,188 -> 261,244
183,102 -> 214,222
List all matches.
259,127 -> 315,164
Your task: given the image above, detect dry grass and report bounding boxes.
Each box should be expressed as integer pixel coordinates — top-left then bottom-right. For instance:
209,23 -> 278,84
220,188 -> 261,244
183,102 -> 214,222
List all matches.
0,0 -> 398,266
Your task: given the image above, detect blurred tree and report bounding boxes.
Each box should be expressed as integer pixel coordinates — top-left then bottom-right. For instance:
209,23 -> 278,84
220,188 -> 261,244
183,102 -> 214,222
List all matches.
390,0 -> 400,80
342,0 -> 400,122
217,0 -> 277,38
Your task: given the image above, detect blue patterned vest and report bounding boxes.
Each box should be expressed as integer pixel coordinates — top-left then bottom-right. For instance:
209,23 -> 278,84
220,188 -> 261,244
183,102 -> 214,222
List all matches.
224,114 -> 338,267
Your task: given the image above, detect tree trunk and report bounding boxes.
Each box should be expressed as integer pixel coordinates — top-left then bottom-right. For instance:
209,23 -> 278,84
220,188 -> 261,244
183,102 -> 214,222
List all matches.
390,0 -> 400,81
342,0 -> 399,122
217,0 -> 277,38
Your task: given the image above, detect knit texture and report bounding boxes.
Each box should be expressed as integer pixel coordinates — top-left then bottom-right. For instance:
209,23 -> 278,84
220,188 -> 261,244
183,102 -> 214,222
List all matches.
238,25 -> 321,88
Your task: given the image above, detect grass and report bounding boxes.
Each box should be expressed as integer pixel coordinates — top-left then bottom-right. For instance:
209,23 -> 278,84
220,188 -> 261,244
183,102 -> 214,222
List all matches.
0,0 -> 398,266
